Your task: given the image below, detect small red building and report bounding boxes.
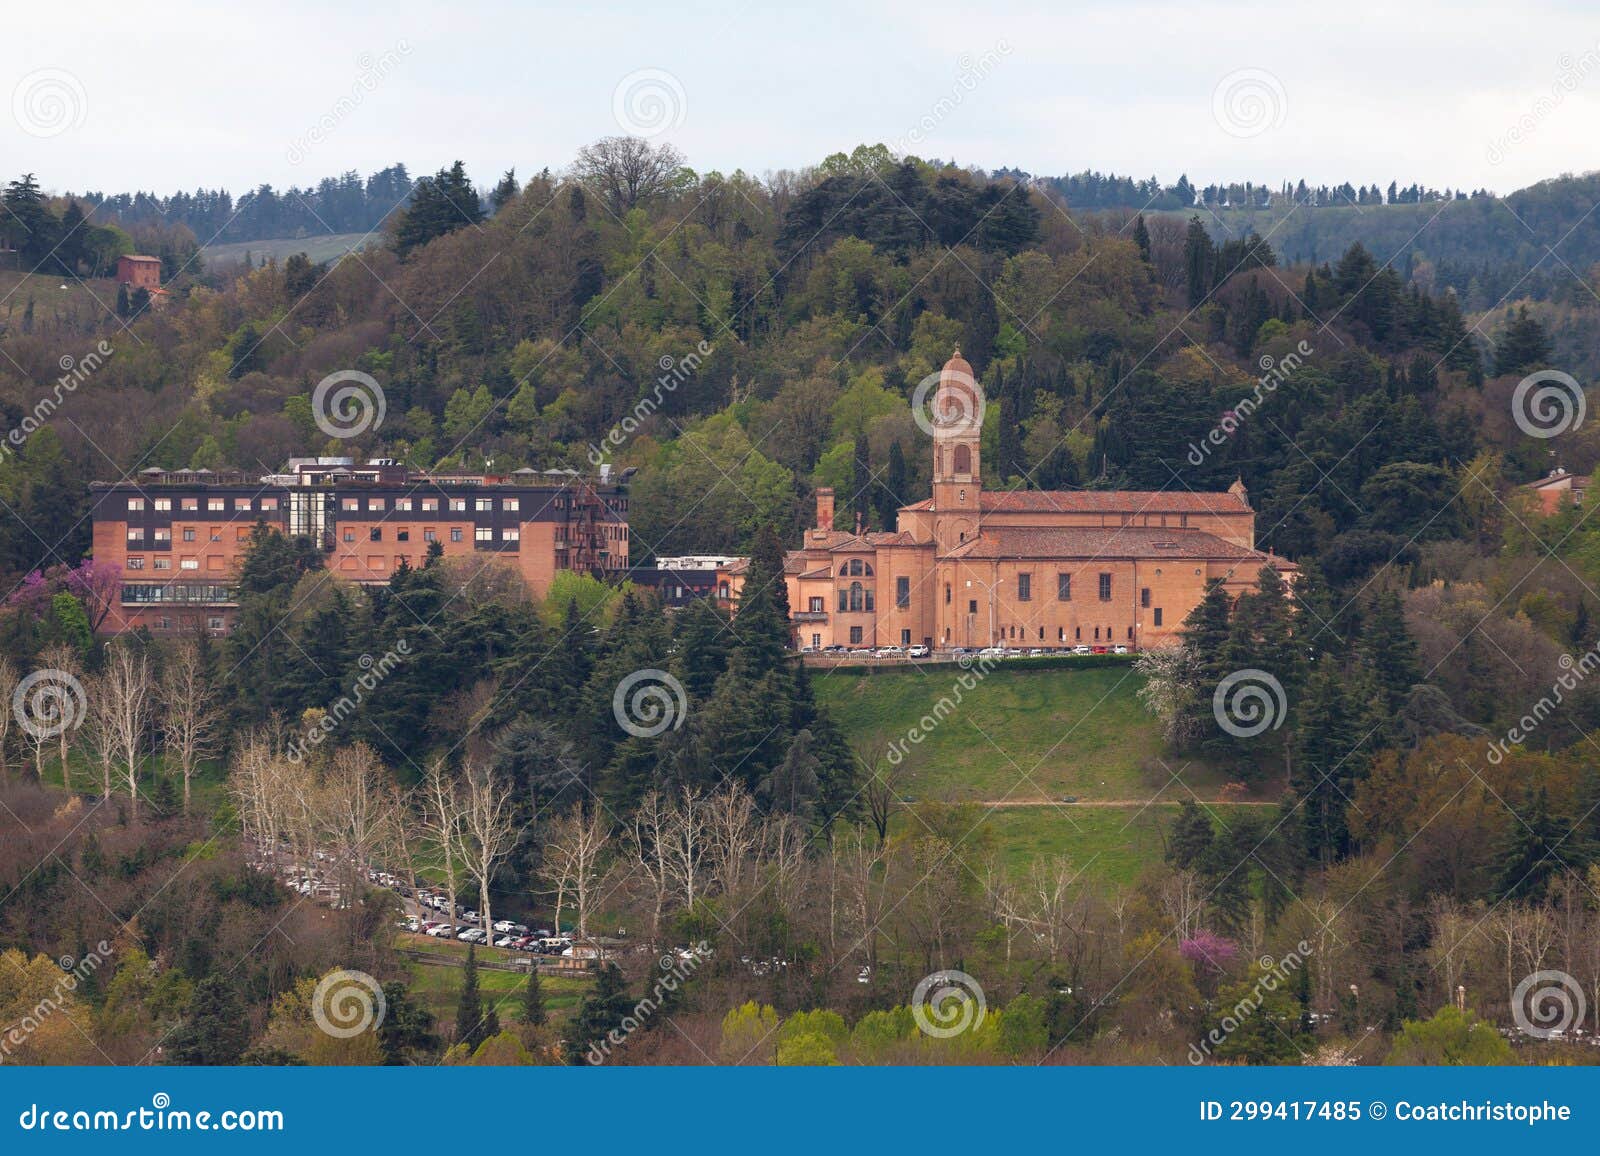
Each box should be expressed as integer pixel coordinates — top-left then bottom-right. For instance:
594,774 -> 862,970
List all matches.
116,254 -> 162,290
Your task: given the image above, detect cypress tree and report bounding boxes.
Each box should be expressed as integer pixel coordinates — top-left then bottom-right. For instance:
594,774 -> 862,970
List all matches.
456,945 -> 491,1051
522,968 -> 547,1026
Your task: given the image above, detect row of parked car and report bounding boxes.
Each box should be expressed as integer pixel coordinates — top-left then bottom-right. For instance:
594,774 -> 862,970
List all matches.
400,915 -> 575,954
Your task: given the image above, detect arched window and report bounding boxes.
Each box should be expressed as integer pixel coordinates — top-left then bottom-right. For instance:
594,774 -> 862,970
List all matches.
953,444 -> 972,473
847,581 -> 865,612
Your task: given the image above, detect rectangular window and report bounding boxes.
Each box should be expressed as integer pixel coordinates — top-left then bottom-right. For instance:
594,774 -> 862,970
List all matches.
1057,573 -> 1071,601
476,497 -> 492,511
343,529 -> 355,543
153,558 -> 170,571
208,498 -> 224,511
127,557 -> 144,570
809,597 -> 824,613
503,498 -> 519,512
1098,573 -> 1112,601
423,529 -> 437,542
367,556 -> 385,570
235,498 -> 251,511
180,558 -> 198,570
1153,608 -> 1163,627
502,528 -> 520,541
179,497 -> 196,511
896,576 -> 910,608
154,498 -> 172,511
207,617 -> 224,631
342,498 -> 359,511
1140,587 -> 1151,608
450,498 -> 466,512
368,498 -> 385,511
182,528 -> 195,541
968,599 -> 978,615
476,527 -> 493,542
127,497 -> 145,511
260,497 -> 278,511
127,528 -> 145,542
396,498 -> 412,512
396,529 -> 409,542
450,527 -> 463,542
422,498 -> 438,512
849,626 -> 863,645
1018,573 -> 1032,602
901,629 -> 912,646
369,527 -> 382,542
153,528 -> 170,543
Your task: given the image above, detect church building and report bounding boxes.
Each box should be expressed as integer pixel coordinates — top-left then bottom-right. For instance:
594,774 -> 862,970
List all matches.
784,351 -> 1295,651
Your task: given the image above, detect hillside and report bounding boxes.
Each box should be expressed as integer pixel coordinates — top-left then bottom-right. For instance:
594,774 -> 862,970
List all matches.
816,663 -> 1278,883
201,232 -> 374,268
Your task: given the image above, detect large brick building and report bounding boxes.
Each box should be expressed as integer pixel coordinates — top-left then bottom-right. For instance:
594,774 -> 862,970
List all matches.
784,351 -> 1295,652
90,457 -> 629,634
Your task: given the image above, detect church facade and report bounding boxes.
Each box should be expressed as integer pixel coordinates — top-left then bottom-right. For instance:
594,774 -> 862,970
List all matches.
784,351 -> 1295,652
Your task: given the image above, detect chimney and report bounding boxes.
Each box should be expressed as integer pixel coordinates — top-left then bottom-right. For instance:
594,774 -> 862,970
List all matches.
815,487 -> 835,531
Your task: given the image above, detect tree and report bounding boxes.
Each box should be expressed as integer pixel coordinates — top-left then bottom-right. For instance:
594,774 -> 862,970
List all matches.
541,802 -> 610,941
564,962 -> 632,1064
159,638 -> 221,813
572,136 -> 686,216
422,760 -> 464,931
377,981 -> 439,1065
394,160 -> 484,257
1493,305 -> 1552,377
103,640 -> 152,819
1383,1005 -> 1514,1065
168,976 -> 250,1065
0,657 -> 16,781
490,168 -> 520,213
459,762 -> 519,951
521,968 -> 546,1027
455,946 -> 495,1052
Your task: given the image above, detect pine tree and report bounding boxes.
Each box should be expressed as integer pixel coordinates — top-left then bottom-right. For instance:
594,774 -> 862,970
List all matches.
522,968 -> 547,1027
456,945 -> 491,1051
1358,590 -> 1419,718
1133,213 -> 1151,262
1293,663 -> 1358,863
168,976 -> 249,1065
1166,799 -> 1213,869
1183,216 -> 1216,306
564,962 -> 633,1064
1493,305 -> 1552,377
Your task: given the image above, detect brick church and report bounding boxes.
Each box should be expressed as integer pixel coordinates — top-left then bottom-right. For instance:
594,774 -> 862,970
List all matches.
784,351 -> 1294,651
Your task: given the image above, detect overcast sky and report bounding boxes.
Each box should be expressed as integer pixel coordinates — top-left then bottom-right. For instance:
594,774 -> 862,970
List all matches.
6,0 -> 1599,201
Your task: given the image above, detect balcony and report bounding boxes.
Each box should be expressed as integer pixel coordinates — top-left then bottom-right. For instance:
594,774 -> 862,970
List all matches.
792,611 -> 829,623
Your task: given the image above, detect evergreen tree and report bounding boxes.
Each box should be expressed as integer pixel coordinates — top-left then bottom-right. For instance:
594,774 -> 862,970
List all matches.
1493,305 -> 1552,377
491,168 -> 520,213
378,981 -> 440,1065
564,962 -> 633,1064
1183,216 -> 1216,306
1292,663 -> 1358,863
522,968 -> 547,1027
1133,213 -> 1152,262
167,976 -> 249,1065
1166,799 -> 1213,869
455,946 -> 493,1051
1358,590 -> 1420,718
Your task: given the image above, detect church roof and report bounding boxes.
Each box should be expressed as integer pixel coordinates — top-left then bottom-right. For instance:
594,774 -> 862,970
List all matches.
901,489 -> 1252,515
943,525 -> 1294,567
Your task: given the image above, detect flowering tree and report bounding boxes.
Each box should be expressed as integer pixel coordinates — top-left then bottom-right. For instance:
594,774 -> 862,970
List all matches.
1180,930 -> 1239,974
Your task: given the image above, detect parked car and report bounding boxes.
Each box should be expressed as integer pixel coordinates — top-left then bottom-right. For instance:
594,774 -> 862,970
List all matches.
1091,645 -> 1108,654
425,924 -> 454,938
978,646 -> 1006,657
874,645 -> 905,658
908,644 -> 930,658
1070,645 -> 1093,655
492,920 -> 519,933
1112,644 -> 1130,654
493,935 -> 514,948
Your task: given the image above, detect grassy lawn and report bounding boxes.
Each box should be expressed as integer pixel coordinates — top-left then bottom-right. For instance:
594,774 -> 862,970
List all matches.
0,271 -> 122,326
405,958 -> 588,1027
202,233 -> 373,267
815,663 -> 1238,803
906,802 -> 1264,887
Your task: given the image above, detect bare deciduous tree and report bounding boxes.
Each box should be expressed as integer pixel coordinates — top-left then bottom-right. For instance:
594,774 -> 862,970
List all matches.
572,136 -> 685,216
159,638 -> 221,813
0,657 -> 17,781
459,762 -> 519,948
421,760 -> 464,932
102,642 -> 152,819
35,642 -> 82,786
541,803 -> 610,941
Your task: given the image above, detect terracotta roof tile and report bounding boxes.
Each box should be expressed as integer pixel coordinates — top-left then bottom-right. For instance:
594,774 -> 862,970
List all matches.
944,525 -> 1294,566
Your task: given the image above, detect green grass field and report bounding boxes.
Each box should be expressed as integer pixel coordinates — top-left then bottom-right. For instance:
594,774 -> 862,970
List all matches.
404,957 -> 588,1027
202,233 -> 373,268
0,271 -> 123,326
818,663 -> 1275,883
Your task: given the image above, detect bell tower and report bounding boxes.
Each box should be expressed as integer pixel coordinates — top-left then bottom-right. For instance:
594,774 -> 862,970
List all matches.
930,348 -> 982,554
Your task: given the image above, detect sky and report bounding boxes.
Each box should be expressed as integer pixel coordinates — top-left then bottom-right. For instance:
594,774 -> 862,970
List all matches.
5,0 -> 1599,201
